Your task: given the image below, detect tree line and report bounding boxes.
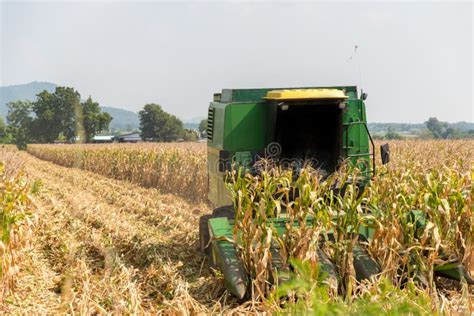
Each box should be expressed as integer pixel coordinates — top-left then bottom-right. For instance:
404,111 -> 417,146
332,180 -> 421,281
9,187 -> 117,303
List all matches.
1,86 -> 200,149
3,87 -> 112,149
2,86 -> 471,148
373,117 -> 474,140
138,104 -> 198,142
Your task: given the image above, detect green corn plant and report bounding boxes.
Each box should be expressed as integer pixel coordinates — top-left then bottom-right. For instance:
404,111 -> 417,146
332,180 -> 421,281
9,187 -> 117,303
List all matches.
226,160 -> 370,300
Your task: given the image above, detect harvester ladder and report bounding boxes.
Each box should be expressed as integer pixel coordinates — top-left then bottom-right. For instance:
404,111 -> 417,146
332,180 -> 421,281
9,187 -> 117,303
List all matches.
343,121 -> 376,177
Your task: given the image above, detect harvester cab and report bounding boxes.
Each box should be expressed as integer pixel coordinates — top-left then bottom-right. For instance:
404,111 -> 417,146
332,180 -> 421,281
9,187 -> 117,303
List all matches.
205,87 -> 376,207
199,86 -> 472,299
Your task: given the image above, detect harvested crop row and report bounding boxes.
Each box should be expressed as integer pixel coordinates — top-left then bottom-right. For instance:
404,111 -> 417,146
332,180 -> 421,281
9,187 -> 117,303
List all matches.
0,150 -> 36,307
2,151 -> 262,313
27,143 -> 207,202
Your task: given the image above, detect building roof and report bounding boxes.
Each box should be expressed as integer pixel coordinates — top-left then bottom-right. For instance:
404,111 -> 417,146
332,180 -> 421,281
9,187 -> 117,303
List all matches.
93,135 -> 114,141
118,132 -> 140,137
115,132 -> 141,140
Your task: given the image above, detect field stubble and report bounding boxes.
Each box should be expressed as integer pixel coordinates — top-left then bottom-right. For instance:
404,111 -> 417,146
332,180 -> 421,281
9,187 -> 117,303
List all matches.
2,151 -> 250,314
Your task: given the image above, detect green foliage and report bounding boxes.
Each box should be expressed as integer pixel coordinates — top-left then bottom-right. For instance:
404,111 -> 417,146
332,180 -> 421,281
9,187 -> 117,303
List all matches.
6,101 -> 34,149
425,117 -> 446,139
5,87 -> 112,145
423,117 -> 471,139
0,117 -> 6,141
417,128 -> 434,139
384,127 -> 403,140
0,82 -> 56,117
274,260 -> 431,315
183,129 -> 198,141
82,97 -> 113,142
198,119 -> 207,137
138,104 -> 184,142
0,116 -> 14,144
370,120 -> 474,140
273,259 -> 332,301
32,87 -> 81,142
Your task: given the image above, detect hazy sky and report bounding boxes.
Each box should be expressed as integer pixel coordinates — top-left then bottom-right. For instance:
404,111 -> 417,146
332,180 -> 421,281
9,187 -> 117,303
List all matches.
1,1 -> 472,122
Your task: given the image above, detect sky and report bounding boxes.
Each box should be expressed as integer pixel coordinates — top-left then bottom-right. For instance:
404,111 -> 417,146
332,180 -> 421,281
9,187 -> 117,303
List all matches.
0,1 -> 472,123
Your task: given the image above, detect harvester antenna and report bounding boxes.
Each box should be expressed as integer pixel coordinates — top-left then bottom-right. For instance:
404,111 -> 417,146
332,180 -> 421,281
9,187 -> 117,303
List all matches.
346,45 -> 364,94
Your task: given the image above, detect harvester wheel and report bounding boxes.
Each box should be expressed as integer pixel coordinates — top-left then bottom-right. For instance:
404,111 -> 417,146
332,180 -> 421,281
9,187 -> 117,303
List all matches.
199,214 -> 213,256
352,243 -> 381,281
212,205 -> 235,220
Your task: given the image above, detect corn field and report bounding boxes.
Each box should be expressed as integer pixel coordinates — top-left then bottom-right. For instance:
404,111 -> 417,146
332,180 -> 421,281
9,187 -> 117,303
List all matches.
27,143 -> 207,202
1,140 -> 472,314
226,140 -> 473,313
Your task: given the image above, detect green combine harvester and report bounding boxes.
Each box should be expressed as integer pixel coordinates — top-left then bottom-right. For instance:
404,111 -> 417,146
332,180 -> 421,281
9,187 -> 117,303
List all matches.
199,86 -> 473,299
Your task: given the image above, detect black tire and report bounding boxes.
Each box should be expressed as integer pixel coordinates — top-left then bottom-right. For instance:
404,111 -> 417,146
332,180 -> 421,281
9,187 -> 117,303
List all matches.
199,214 -> 213,256
353,243 -> 381,281
212,205 -> 235,220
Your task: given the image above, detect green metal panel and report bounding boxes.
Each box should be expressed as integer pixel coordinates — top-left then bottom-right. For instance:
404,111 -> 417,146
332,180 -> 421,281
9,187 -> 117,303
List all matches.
207,102 -> 226,148
342,99 -> 371,172
208,217 -> 248,299
207,147 -> 228,206
223,102 -> 268,151
207,216 -> 381,295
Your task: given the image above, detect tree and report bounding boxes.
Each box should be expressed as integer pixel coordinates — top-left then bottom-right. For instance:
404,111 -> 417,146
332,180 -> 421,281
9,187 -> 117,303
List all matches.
417,128 -> 434,139
424,117 -> 461,139
198,119 -> 207,138
81,97 -> 113,142
384,127 -> 403,140
7,87 -> 113,144
32,87 -> 81,142
183,129 -> 198,141
6,101 -> 34,149
0,116 -> 7,142
139,104 -> 184,142
425,117 -> 448,139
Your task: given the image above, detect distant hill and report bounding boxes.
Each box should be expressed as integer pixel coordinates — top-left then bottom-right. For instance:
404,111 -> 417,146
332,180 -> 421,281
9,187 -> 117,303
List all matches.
185,116 -> 206,124
184,123 -> 199,130
451,121 -> 474,132
0,81 -> 56,117
183,116 -> 206,130
0,82 -> 139,131
101,106 -> 139,131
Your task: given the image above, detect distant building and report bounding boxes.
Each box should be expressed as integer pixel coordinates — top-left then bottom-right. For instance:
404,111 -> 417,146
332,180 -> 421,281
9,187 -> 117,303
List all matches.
92,135 -> 115,143
114,132 -> 142,143
53,140 -> 69,144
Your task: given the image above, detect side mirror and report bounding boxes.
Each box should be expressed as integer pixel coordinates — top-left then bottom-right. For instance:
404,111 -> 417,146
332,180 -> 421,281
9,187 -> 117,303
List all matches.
361,92 -> 368,100
380,143 -> 390,165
